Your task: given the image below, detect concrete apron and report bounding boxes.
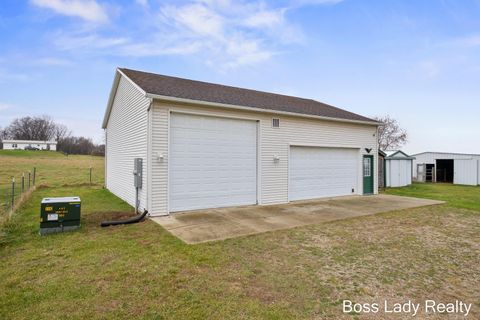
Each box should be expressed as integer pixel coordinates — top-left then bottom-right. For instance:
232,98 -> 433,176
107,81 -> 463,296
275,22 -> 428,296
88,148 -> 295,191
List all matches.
151,194 -> 444,244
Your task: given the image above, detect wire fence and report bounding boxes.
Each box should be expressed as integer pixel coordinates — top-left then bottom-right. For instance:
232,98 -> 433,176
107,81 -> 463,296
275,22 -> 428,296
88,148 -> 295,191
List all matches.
0,168 -> 36,221
0,167 -> 98,222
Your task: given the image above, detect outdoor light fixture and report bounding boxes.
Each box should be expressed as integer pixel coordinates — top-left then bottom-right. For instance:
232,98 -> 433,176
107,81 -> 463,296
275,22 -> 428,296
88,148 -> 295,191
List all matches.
273,155 -> 280,162
155,153 -> 164,161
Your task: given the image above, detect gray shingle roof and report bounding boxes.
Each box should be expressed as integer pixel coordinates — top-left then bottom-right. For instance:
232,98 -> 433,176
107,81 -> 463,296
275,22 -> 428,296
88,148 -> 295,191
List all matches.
119,68 -> 377,124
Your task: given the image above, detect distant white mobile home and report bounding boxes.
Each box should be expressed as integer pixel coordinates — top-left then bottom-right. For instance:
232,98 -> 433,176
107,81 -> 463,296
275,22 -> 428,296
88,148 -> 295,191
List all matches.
2,140 -> 57,151
412,152 -> 480,186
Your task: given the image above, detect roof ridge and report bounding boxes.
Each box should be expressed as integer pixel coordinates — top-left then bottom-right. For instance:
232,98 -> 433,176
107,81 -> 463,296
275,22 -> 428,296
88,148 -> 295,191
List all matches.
121,67 -> 326,104
412,151 -> 480,156
116,67 -> 377,124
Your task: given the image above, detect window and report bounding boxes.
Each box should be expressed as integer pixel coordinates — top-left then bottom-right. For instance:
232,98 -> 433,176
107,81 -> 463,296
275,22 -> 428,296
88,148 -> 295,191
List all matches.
363,157 -> 371,177
272,118 -> 280,128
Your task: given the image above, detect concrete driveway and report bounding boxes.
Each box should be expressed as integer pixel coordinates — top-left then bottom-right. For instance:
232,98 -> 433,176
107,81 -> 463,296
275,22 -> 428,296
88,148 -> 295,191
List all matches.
151,194 -> 444,244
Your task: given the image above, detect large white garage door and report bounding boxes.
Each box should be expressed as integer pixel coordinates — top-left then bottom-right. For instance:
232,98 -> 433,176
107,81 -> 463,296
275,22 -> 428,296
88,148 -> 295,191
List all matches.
170,113 -> 257,212
289,146 -> 359,201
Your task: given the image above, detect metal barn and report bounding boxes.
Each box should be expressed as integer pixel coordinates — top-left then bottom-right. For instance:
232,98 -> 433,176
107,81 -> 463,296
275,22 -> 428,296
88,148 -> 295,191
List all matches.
412,152 -> 480,186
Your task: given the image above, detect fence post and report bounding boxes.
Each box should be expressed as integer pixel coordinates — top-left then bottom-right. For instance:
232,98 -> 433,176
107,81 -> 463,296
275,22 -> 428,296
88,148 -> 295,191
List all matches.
5,184 -> 9,213
22,173 -> 25,194
89,167 -> 92,185
11,177 -> 15,210
28,171 -> 31,189
33,167 -> 36,186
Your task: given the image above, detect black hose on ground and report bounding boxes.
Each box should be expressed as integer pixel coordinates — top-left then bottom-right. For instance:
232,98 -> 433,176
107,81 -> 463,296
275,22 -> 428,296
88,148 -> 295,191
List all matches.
100,210 -> 148,227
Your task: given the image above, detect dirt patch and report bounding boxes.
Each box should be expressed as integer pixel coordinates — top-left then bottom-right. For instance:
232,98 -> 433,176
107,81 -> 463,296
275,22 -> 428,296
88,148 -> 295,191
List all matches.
61,182 -> 100,187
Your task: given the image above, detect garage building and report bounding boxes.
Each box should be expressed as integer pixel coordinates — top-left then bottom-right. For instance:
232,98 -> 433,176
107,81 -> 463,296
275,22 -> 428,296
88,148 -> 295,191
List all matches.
413,152 -> 480,186
102,68 -> 380,216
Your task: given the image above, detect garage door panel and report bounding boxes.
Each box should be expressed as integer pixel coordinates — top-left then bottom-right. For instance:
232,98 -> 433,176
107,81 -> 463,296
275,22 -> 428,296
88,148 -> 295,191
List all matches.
170,113 -> 257,212
289,147 -> 358,201
454,159 -> 478,186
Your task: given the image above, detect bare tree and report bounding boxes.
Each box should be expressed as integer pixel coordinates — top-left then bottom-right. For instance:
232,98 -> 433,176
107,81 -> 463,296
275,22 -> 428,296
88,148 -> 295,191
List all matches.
0,126 -> 7,149
0,126 -> 7,140
373,115 -> 408,151
3,116 -> 104,155
4,115 -> 57,140
54,123 -> 71,141
91,144 -> 105,156
57,136 -> 101,155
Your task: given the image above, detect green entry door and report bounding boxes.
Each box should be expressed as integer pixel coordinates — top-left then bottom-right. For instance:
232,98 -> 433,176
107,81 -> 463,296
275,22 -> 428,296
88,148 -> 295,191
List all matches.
363,155 -> 374,195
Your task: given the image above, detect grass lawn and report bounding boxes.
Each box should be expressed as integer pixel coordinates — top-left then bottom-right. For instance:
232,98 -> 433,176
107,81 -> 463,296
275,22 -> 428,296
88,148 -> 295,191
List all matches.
1,152 -> 479,319
384,182 -> 480,211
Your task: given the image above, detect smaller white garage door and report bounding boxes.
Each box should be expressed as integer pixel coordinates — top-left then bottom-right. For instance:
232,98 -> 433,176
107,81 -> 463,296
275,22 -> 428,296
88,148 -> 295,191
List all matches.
289,146 -> 359,201
169,113 -> 257,212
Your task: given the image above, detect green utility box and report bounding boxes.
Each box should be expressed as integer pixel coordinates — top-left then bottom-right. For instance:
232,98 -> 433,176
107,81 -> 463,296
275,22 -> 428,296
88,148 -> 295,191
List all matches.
40,197 -> 81,235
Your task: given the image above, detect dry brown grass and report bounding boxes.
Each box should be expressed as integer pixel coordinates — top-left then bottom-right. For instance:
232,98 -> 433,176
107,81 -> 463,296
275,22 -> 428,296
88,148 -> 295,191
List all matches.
1,192 -> 479,319
0,151 -> 104,187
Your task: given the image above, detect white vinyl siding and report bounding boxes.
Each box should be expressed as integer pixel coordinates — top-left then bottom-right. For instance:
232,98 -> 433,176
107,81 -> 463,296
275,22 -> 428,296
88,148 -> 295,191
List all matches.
289,147 -> 359,201
169,113 -> 257,211
105,76 -> 149,211
150,102 -> 378,215
149,107 -> 169,214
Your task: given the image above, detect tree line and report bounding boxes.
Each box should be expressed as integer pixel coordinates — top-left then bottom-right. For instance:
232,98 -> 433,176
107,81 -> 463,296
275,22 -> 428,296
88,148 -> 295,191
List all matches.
0,115 -> 105,156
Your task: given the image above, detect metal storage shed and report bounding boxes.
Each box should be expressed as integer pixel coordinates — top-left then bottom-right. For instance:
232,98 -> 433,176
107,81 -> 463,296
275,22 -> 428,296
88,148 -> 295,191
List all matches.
385,151 -> 414,188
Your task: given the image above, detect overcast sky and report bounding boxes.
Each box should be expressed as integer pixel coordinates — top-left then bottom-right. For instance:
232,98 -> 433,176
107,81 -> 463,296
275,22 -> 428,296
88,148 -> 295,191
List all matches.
1,0 -> 479,154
